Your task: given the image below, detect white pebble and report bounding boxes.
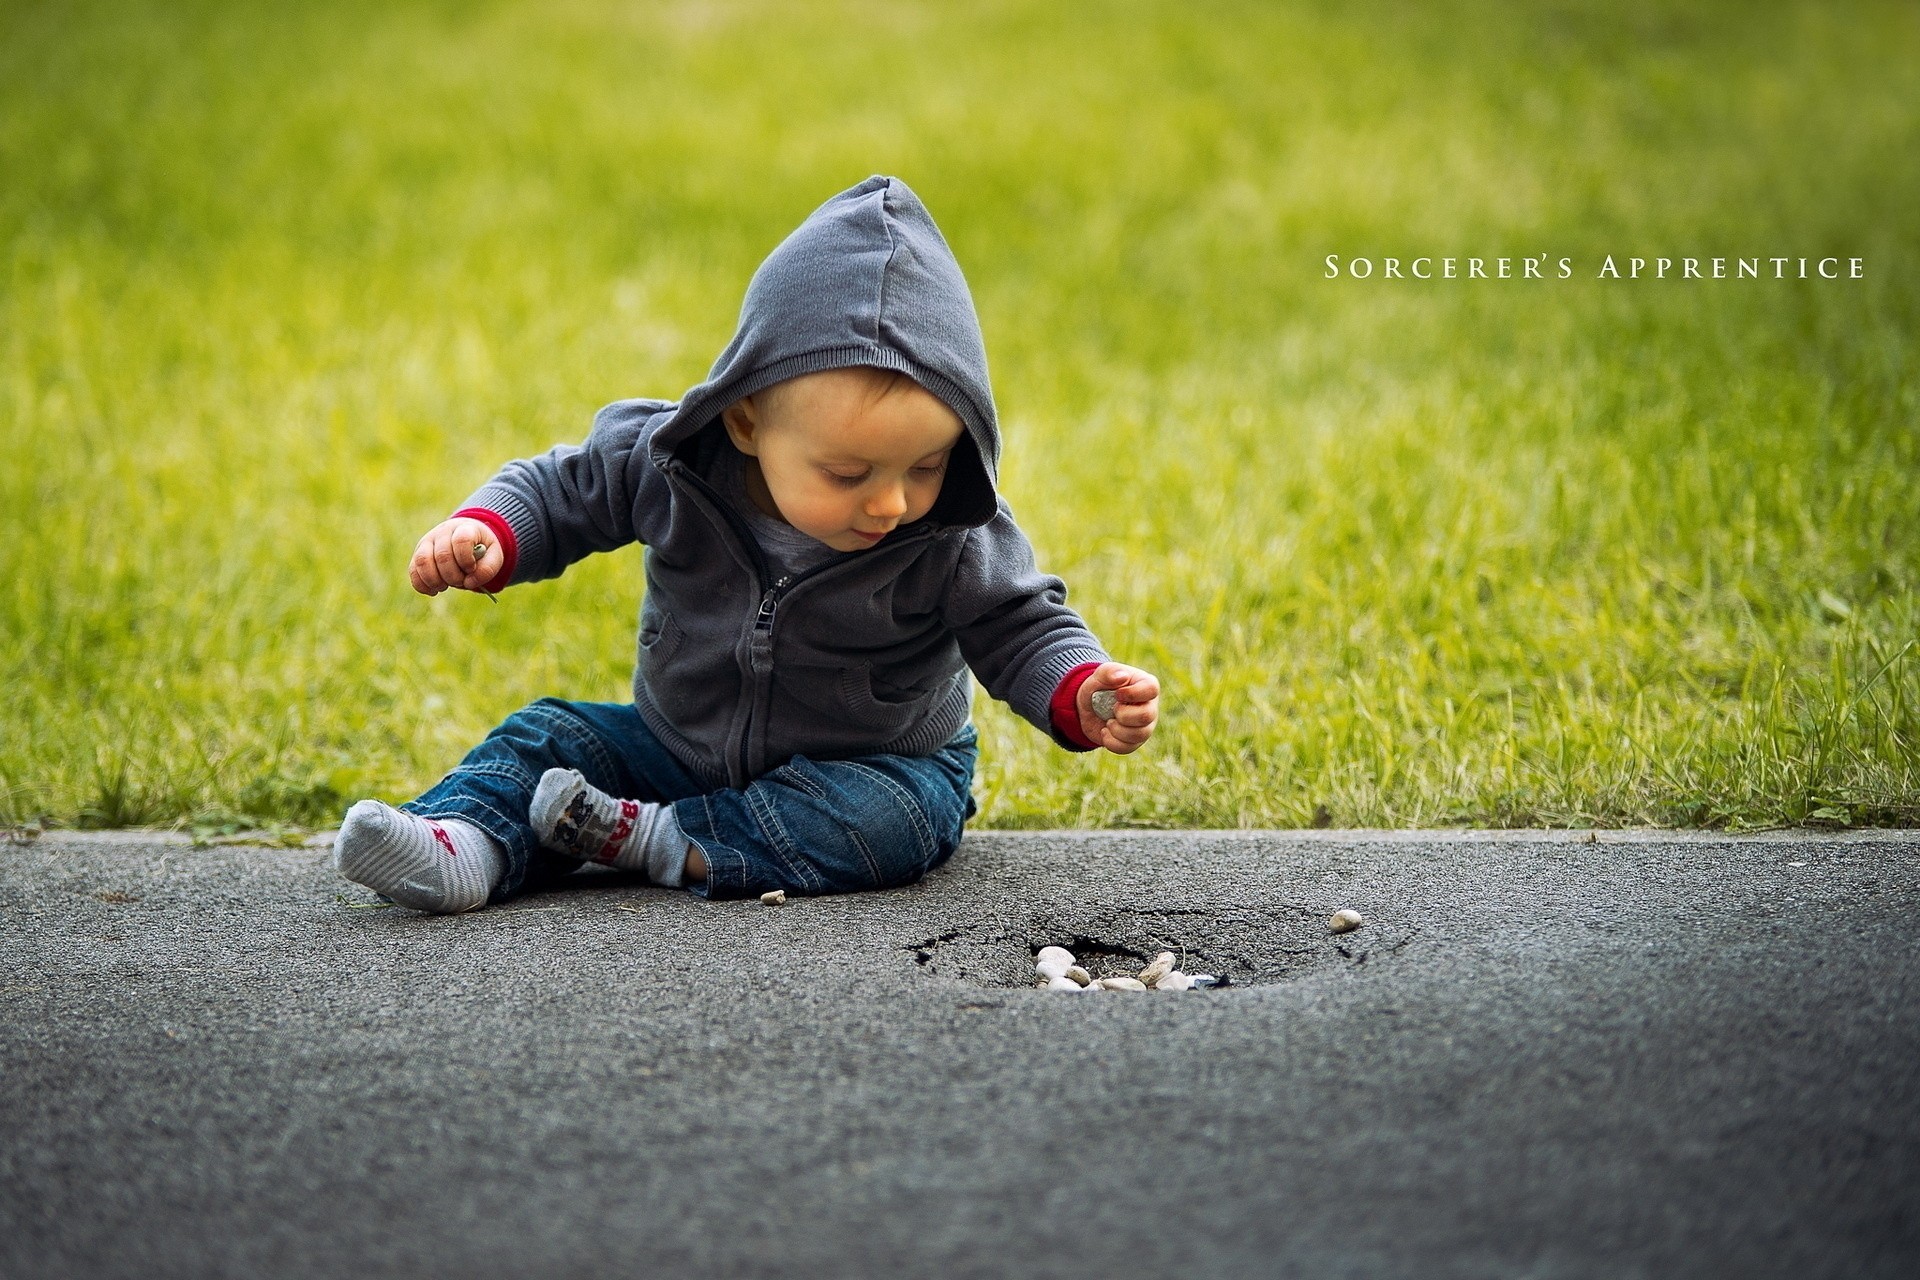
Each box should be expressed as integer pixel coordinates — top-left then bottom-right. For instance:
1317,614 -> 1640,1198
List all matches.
1045,975 -> 1083,991
1090,689 -> 1118,720
1034,947 -> 1075,979
1098,976 -> 1149,992
1328,908 -> 1364,934
1064,966 -> 1092,986
760,890 -> 786,905
1138,951 -> 1176,986
1155,971 -> 1195,991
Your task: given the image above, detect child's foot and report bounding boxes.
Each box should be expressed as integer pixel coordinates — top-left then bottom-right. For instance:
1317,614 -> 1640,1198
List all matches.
332,800 -> 506,913
529,768 -> 690,886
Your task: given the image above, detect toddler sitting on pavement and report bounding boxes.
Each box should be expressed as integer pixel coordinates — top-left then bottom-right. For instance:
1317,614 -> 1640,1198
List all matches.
333,175 -> 1160,912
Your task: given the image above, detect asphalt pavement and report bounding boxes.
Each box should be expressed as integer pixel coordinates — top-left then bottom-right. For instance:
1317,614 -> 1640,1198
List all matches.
3,827 -> 1916,1279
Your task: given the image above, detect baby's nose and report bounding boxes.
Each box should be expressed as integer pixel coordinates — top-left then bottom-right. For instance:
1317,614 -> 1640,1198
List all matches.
868,484 -> 908,519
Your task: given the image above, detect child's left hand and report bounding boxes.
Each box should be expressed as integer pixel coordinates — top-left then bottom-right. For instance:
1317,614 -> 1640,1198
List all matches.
1076,662 -> 1161,754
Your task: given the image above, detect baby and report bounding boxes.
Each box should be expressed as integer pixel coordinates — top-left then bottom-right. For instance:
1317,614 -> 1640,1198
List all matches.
332,175 -> 1160,912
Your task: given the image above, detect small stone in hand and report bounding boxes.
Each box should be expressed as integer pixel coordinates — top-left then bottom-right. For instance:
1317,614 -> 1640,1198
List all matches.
1090,689 -> 1118,720
471,542 -> 497,604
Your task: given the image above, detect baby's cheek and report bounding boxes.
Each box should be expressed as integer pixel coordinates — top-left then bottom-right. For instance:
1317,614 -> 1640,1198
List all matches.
799,491 -> 854,530
776,495 -> 848,542
907,481 -> 943,522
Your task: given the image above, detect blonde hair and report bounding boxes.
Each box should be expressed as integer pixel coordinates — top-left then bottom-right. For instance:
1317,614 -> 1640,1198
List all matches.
759,365 -> 919,416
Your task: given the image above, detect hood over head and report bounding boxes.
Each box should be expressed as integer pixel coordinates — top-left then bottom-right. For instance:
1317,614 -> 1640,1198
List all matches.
650,175 -> 1000,528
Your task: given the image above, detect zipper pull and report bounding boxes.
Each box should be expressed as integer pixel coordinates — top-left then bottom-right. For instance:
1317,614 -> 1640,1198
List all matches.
755,575 -> 791,629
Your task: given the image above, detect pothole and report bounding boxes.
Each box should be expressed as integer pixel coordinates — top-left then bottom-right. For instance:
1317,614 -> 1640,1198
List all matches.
905,903 -> 1400,989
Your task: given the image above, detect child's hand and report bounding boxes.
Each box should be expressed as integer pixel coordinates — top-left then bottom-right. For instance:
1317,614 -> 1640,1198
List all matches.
410,517 -> 503,596
1076,662 -> 1161,754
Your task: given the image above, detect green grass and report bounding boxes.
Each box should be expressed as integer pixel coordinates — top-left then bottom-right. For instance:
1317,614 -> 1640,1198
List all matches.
3,0 -> 1916,832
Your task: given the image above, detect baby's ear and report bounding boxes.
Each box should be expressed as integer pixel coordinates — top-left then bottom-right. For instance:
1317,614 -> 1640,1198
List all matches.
720,396 -> 761,454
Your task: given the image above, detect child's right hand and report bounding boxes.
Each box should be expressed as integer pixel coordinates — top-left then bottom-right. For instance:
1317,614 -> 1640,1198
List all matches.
410,517 -> 503,596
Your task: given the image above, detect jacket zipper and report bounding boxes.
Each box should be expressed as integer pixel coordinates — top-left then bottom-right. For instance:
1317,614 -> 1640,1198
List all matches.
671,459 -> 936,783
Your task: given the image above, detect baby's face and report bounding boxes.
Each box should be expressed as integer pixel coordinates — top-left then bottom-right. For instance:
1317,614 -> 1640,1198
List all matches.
722,369 -> 964,553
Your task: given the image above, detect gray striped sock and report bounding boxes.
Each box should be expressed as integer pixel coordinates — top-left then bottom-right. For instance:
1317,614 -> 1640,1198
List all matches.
332,800 -> 506,913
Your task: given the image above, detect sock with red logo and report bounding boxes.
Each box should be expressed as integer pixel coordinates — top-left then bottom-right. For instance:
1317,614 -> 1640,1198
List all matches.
331,799 -> 506,913
528,768 -> 691,887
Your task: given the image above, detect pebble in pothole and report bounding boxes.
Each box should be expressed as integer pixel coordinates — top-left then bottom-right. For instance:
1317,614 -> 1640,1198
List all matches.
1035,946 -> 1076,980
1032,947 -> 1220,993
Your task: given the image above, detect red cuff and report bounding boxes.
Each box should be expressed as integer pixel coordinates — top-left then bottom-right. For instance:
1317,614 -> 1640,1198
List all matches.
452,507 -> 518,593
1049,662 -> 1103,751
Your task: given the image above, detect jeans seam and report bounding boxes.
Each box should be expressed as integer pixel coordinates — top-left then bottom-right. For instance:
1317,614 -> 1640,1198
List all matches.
842,760 -> 937,860
787,761 -> 885,885
523,701 -> 622,783
454,762 -> 541,788
682,797 -> 736,895
844,822 -> 882,886
746,784 -> 828,894
691,796 -> 730,893
782,765 -> 829,802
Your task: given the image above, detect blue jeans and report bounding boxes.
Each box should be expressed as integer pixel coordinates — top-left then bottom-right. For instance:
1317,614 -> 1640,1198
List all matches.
400,697 -> 978,904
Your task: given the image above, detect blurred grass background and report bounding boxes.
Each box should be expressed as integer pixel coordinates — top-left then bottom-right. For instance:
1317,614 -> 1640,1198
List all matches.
2,0 -> 1916,833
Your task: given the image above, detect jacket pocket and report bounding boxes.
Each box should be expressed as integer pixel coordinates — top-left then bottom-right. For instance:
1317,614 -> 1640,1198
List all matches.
640,607 -> 739,743
778,661 -> 946,734
639,608 -> 685,667
837,664 -> 944,730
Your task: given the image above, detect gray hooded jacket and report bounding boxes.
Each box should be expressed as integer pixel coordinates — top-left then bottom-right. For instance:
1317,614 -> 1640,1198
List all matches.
461,176 -> 1108,789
